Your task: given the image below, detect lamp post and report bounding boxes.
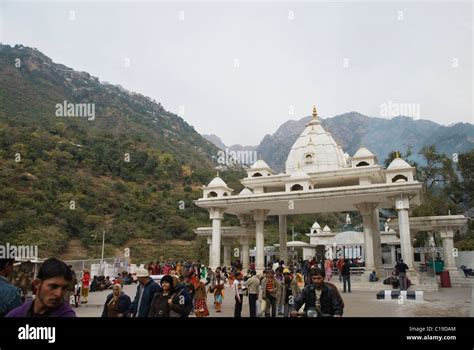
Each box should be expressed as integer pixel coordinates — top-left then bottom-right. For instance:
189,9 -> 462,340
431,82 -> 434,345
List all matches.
91,230 -> 106,275
100,230 -> 105,274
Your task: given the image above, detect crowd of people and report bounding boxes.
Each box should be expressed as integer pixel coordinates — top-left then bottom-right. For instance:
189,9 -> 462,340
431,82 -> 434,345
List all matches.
0,255 -> 412,318
124,258 -> 347,318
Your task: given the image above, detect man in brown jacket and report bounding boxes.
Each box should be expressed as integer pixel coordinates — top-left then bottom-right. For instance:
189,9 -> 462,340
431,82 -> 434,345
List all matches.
260,270 -> 280,317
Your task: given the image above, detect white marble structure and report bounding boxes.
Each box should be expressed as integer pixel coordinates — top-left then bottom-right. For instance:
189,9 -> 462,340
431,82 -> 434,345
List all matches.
194,106 -> 468,287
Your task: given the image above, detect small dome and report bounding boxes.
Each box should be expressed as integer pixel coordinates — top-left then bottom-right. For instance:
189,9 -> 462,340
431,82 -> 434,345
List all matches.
387,157 -> 411,170
311,221 -> 321,229
207,176 -> 228,188
322,225 -> 331,233
251,159 -> 271,170
353,146 -> 375,158
290,170 -> 310,180
239,188 -> 253,196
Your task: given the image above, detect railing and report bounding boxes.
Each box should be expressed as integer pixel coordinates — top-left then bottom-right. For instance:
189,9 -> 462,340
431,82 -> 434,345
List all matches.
63,258 -> 126,279
349,267 -> 365,275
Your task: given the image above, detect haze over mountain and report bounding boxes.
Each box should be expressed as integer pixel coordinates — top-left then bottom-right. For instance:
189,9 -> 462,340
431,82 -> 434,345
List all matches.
206,113 -> 474,172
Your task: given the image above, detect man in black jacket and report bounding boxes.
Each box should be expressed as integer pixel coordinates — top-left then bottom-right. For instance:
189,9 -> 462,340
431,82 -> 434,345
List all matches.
129,268 -> 160,317
395,259 -> 409,291
290,268 -> 343,317
341,259 -> 352,293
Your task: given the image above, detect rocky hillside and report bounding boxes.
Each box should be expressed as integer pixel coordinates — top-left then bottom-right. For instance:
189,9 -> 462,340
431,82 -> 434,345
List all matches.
0,44 -> 239,260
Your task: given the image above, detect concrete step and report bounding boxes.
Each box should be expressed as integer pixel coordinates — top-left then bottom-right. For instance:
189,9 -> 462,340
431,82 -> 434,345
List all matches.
329,279 -> 439,292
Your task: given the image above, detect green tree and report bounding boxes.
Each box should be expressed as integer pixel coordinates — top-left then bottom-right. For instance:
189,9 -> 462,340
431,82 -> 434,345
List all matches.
457,150 -> 474,207
417,145 -> 458,191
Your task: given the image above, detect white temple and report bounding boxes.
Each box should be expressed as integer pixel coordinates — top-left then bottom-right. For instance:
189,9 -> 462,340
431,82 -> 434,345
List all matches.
195,106 -> 468,288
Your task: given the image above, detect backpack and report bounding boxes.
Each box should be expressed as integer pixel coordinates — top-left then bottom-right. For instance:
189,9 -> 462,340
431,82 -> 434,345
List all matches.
175,286 -> 193,317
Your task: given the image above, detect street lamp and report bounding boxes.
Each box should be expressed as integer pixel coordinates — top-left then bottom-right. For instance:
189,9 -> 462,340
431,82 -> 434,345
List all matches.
91,230 -> 106,275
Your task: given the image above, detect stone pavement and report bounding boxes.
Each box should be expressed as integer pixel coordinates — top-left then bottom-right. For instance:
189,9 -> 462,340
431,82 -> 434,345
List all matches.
74,280 -> 473,317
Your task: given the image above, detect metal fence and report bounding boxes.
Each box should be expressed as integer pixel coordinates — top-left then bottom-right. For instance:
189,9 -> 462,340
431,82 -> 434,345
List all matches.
63,258 -> 130,279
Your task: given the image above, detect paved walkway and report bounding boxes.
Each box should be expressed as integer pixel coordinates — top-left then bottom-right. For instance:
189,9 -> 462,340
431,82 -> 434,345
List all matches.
74,280 -> 473,317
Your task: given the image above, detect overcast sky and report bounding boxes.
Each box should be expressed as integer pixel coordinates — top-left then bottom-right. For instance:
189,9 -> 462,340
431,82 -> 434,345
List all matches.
1,0 -> 472,145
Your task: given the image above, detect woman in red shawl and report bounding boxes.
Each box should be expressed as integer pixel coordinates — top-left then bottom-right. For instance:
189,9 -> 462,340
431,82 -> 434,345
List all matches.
81,269 -> 90,304
193,276 -> 208,317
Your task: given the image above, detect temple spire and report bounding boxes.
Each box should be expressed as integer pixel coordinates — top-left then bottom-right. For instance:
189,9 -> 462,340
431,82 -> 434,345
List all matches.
307,105 -> 320,126
312,105 -> 318,118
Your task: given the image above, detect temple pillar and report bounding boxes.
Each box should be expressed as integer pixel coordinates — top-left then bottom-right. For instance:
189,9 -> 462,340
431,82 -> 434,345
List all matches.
241,235 -> 250,270
356,202 -> 378,271
223,243 -> 231,267
395,195 -> 414,268
209,207 -> 225,270
207,236 -> 213,267
253,209 -> 269,273
372,206 -> 383,272
279,215 -> 288,264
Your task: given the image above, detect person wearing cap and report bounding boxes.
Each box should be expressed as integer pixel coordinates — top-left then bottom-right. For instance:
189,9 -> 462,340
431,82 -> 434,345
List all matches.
129,267 -> 160,317
242,269 -> 260,317
148,275 -> 185,317
0,259 -> 22,317
282,268 -> 299,317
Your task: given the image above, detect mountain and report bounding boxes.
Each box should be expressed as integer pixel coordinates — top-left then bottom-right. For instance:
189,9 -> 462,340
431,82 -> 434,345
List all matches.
0,44 -> 219,166
253,112 -> 474,172
0,44 -> 235,261
203,134 -> 227,150
203,134 -> 257,152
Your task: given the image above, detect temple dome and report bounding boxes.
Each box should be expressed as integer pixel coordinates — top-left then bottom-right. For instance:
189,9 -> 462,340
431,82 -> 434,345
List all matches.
290,170 -> 310,180
387,157 -> 411,170
207,176 -> 228,188
322,225 -> 332,233
285,106 -> 347,174
239,188 -> 253,196
251,159 -> 271,170
353,146 -> 375,158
